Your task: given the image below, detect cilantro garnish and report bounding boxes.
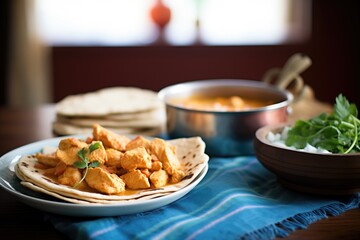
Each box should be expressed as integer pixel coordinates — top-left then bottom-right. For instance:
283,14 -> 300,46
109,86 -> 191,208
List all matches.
73,142 -> 101,188
285,94 -> 360,153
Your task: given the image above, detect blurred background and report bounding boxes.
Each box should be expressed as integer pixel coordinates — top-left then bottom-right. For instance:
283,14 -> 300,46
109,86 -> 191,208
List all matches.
0,0 -> 359,107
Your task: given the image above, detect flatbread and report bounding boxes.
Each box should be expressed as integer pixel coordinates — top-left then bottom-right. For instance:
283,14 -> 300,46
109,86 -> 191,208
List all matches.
55,87 -> 163,116
16,137 -> 209,204
20,181 -> 93,204
20,181 -> 182,204
103,108 -> 164,121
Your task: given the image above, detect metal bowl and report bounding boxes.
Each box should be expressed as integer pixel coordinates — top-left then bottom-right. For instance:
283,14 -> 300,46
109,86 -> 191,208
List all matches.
158,79 -> 293,156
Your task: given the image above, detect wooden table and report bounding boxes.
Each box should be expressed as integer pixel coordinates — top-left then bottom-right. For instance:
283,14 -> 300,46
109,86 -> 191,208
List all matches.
0,105 -> 359,239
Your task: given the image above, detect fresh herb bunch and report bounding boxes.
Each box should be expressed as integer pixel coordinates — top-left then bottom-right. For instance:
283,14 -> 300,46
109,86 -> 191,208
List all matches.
285,94 -> 360,153
73,142 -> 101,188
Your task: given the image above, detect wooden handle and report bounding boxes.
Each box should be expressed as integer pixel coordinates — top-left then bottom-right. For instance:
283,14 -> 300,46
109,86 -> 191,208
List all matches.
262,53 -> 312,102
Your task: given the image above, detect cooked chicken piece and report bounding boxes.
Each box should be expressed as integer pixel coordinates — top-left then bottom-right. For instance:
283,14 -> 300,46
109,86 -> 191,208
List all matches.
103,165 -> 118,174
36,152 -> 59,167
92,124 -> 131,151
150,169 -> 169,188
85,137 -> 93,144
162,146 -> 182,175
230,96 -> 245,109
151,160 -> 162,171
105,148 -> 124,167
116,168 -> 128,176
151,154 -> 159,161
120,147 -> 152,170
58,166 -> 83,187
85,167 -> 125,194
43,167 -> 56,178
149,138 -> 168,159
54,161 -> 67,176
140,168 -> 150,178
121,170 -> 150,189
126,136 -> 150,151
170,168 -> 185,184
56,138 -> 88,165
98,165 -> 127,177
88,141 -> 107,165
149,138 -> 181,175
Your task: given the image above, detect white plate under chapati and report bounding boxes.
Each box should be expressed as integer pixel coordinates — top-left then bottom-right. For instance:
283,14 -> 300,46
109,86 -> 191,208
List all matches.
0,135 -> 209,217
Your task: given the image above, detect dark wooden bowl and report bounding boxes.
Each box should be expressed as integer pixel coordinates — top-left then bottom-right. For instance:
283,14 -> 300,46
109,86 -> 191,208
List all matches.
254,124 -> 360,195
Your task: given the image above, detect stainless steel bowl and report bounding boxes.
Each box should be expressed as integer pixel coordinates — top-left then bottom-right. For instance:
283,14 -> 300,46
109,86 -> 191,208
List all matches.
158,79 -> 293,156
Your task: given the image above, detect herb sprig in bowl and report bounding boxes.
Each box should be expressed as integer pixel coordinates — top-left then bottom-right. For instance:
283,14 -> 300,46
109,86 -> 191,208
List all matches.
285,94 -> 360,154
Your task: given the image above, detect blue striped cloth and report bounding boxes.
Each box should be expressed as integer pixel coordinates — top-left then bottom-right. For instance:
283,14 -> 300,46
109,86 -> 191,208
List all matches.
46,156 -> 360,240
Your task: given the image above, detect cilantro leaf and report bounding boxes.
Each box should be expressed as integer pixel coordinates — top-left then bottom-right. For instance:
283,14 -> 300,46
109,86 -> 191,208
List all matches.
77,147 -> 88,161
89,142 -> 101,152
73,160 -> 87,169
285,120 -> 312,149
89,160 -> 101,168
73,142 -> 102,188
285,94 -> 360,153
334,94 -> 351,120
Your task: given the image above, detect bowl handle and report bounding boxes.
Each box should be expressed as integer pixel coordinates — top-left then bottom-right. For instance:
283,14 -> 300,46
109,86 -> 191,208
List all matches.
262,53 -> 312,103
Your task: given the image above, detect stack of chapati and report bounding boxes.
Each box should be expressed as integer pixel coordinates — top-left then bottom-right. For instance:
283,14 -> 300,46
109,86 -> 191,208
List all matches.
53,87 -> 165,136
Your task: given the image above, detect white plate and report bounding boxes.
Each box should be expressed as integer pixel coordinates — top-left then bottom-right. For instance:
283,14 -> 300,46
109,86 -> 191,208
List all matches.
0,136 -> 208,217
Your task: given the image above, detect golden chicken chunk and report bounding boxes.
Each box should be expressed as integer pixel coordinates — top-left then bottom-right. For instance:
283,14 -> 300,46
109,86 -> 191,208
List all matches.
121,170 -> 150,189
92,124 -> 131,151
149,138 -> 167,158
120,147 -> 152,170
140,168 -> 150,178
170,168 -> 185,184
85,167 -> 125,194
126,136 -> 150,151
150,169 -> 169,188
36,152 -> 59,167
54,161 -> 67,176
151,160 -> 162,171
105,148 -> 124,168
58,167 -> 83,187
56,138 -> 88,165
149,138 -> 182,175
88,141 -> 107,165
162,147 -> 182,175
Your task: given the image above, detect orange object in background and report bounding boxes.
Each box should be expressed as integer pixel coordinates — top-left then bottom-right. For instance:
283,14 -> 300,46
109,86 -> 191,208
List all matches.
150,0 -> 171,29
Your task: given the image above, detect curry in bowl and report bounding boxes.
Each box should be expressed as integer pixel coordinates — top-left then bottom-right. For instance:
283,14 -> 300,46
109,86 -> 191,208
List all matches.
160,80 -> 288,113
158,79 -> 293,156
169,95 -> 275,112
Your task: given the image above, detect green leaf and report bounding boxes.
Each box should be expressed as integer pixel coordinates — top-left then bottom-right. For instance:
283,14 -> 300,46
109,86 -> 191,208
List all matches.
285,120 -> 316,149
285,94 -> 360,154
333,94 -> 358,120
73,160 -> 87,169
77,147 -> 87,161
89,160 -> 100,168
89,142 -> 101,152
310,113 -> 328,126
309,126 -> 340,151
73,144 -> 102,188
349,104 -> 358,117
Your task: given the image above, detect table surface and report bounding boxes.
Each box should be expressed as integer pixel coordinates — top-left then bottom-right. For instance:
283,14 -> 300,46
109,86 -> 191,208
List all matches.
0,105 -> 359,240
